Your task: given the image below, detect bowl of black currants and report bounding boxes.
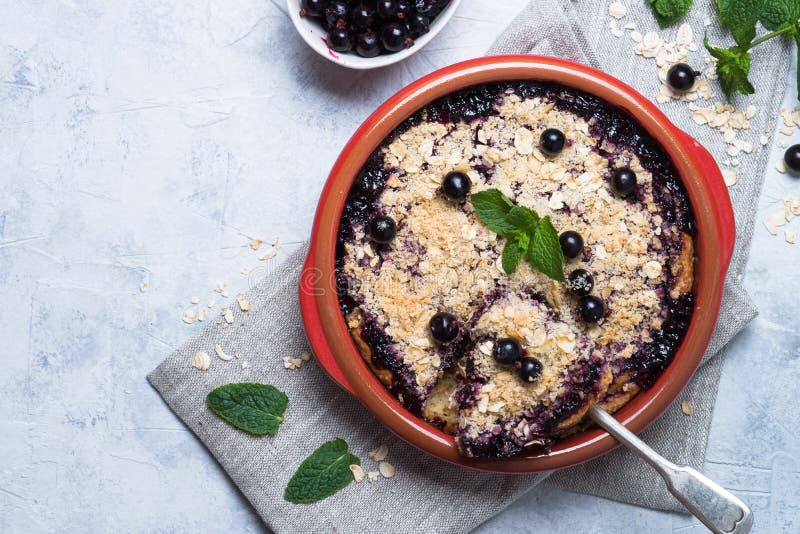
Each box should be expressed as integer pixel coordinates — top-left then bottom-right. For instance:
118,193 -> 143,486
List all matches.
287,0 -> 460,69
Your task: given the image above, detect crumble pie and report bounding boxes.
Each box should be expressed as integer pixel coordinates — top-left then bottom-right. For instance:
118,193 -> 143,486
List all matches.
336,81 -> 695,458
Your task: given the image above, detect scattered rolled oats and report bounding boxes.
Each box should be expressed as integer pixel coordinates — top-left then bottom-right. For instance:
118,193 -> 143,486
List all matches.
300,351 -> 311,361
182,310 -> 198,324
368,444 -> 389,462
235,293 -> 250,312
208,296 -> 216,308
249,239 -> 262,250
777,158 -> 788,174
722,169 -> 737,187
282,356 -> 304,370
609,20 -> 624,38
192,351 -> 211,371
785,229 -> 797,244
764,218 -> 779,235
259,249 -> 277,261
139,281 -> 148,292
378,461 -> 395,479
214,344 -> 233,361
349,464 -> 365,483
197,308 -> 207,321
367,471 -> 379,483
272,235 -> 281,249
681,400 -> 693,415
608,1 -> 626,19
222,307 -> 234,324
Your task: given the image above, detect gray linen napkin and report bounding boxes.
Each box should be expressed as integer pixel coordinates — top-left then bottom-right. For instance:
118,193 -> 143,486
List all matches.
148,0 -> 791,530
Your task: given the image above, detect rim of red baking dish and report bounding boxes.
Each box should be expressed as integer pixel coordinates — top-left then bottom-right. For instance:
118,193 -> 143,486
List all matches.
300,55 -> 735,473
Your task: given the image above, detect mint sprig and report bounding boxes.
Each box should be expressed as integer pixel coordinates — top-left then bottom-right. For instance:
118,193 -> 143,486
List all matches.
471,189 -> 565,281
206,383 -> 288,436
284,439 -> 360,503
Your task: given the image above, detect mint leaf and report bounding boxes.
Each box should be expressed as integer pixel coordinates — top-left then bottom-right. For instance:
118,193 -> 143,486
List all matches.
471,188 -> 564,280
704,37 -> 755,99
284,439 -> 360,504
471,189 -> 515,235
501,237 -> 525,274
759,0 -> 800,31
716,0 -> 764,47
505,205 -> 540,234
206,383 -> 288,436
526,216 -> 565,282
646,0 -> 693,28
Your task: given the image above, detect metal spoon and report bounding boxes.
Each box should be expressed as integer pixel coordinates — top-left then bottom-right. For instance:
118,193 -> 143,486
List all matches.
589,405 -> 753,534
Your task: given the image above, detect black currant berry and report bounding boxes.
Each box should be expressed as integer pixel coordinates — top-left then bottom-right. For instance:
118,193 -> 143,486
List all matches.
519,357 -> 543,382
368,216 -> 396,243
355,30 -> 380,57
611,168 -> 637,197
441,171 -> 471,201
349,4 -> 375,29
784,144 -> 800,174
567,269 -> 594,297
299,0 -> 325,17
381,22 -> 409,52
493,338 -> 522,365
579,295 -> 605,323
666,63 -> 698,92
327,27 -> 352,52
324,0 -> 348,28
559,231 -> 584,259
429,312 -> 459,344
540,128 -> 565,156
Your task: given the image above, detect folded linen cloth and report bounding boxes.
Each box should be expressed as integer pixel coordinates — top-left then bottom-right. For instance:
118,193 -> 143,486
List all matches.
148,0 -> 790,530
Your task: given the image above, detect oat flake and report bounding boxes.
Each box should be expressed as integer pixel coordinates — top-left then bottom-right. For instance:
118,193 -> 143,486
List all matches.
608,2 -> 626,19
192,351 -> 211,371
378,461 -> 395,478
681,400 -> 693,415
349,464 -> 365,483
369,444 -> 389,461
214,344 -> 233,361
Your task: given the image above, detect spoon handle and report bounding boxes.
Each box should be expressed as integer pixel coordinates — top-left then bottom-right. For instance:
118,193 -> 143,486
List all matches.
588,405 -> 753,534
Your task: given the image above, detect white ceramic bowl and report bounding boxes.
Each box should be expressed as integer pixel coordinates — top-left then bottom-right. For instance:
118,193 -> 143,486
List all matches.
286,0 -> 462,69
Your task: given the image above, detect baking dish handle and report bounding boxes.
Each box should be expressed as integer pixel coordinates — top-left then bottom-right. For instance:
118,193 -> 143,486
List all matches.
299,249 -> 358,395
680,131 -> 736,268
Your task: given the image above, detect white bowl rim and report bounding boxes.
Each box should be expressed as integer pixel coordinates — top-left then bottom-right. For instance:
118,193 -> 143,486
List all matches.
286,0 -> 462,70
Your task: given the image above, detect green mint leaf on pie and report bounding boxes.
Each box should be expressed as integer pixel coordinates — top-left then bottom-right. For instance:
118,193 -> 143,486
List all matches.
716,0 -> 764,47
501,236 -> 525,274
505,205 -> 540,234
527,216 -> 565,282
471,189 -> 515,236
703,37 -> 755,99
646,0 -> 692,28
206,383 -> 288,436
284,439 -> 360,504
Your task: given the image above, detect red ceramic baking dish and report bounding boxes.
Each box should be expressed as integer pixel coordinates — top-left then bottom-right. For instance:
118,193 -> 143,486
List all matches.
299,55 -> 735,472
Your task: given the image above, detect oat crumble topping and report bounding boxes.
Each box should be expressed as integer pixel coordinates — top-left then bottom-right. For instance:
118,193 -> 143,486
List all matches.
336,82 -> 695,457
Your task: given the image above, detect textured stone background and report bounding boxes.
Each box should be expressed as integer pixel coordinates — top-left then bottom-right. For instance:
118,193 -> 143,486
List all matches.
0,1 -> 798,532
